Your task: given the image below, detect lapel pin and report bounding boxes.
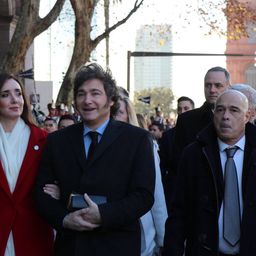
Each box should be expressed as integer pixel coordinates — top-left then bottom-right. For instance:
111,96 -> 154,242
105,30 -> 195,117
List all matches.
34,145 -> 39,151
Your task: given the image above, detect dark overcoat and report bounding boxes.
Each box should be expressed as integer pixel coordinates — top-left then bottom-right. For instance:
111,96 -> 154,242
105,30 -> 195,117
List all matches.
173,101 -> 213,169
163,122 -> 256,256
163,102 -> 213,213
35,119 -> 155,256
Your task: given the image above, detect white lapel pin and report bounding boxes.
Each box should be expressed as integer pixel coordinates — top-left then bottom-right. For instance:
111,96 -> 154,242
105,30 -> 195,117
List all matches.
34,145 -> 39,151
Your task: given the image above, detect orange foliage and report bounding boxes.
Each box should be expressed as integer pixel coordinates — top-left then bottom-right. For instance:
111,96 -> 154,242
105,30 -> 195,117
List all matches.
224,0 -> 256,39
198,0 -> 256,39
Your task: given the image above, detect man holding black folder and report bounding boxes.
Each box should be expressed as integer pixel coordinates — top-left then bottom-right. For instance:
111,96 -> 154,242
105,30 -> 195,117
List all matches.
35,63 -> 155,256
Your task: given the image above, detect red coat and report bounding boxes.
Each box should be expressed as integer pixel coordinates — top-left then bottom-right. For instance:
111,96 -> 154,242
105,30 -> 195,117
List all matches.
0,124 -> 54,256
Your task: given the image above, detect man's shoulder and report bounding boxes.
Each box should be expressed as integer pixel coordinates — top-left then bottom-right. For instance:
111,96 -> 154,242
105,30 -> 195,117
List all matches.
245,122 -> 256,146
162,127 -> 175,140
179,103 -> 209,121
176,103 -> 213,136
48,122 -> 83,140
111,119 -> 149,136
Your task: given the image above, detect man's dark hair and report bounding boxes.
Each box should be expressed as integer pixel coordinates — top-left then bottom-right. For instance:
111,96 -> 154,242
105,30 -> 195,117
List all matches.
58,114 -> 77,129
73,63 -> 120,116
177,96 -> 195,108
44,117 -> 57,124
204,66 -> 231,83
151,121 -> 165,132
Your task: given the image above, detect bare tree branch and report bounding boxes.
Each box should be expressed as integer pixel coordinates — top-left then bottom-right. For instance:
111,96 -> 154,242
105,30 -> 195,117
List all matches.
33,0 -> 66,36
0,0 -> 66,73
92,0 -> 143,47
56,0 -> 144,104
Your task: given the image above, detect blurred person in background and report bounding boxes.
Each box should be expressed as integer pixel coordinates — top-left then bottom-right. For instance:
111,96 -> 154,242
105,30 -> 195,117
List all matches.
177,96 -> 195,115
115,96 -> 168,256
58,114 -> 77,130
57,103 -> 68,117
173,67 -> 231,179
46,102 -> 58,119
159,96 -> 194,213
231,83 -> 256,125
154,105 -> 165,125
137,113 -> 148,130
149,121 -> 165,145
117,86 -> 129,98
43,117 -> 58,133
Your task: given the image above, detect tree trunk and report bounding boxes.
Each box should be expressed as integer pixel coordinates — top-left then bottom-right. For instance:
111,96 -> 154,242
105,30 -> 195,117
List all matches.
56,0 -> 95,105
0,0 -> 65,74
56,0 -> 144,105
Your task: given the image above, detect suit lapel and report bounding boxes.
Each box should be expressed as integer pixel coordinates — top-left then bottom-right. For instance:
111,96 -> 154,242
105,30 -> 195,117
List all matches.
204,142 -> 224,200
199,123 -> 224,202
0,162 -> 11,197
241,123 -> 256,200
68,122 -> 87,173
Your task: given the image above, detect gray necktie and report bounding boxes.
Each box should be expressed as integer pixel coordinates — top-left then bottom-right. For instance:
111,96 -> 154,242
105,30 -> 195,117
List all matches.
223,146 -> 240,246
87,131 -> 99,162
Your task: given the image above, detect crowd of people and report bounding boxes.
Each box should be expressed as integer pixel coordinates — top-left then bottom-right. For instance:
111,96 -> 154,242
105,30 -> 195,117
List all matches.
0,63 -> 255,256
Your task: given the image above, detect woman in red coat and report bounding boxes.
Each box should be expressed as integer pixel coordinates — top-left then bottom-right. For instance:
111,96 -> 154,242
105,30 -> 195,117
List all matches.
0,73 -> 54,256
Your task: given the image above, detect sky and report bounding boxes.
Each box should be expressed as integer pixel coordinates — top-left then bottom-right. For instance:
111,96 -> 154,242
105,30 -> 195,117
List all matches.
35,0 -> 227,108
97,0 -> 227,107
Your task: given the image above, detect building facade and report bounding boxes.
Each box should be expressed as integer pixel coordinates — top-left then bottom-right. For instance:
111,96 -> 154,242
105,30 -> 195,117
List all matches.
226,1 -> 256,88
134,24 -> 172,91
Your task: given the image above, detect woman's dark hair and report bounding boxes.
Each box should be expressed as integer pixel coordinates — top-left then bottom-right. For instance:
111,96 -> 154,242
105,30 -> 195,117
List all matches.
0,73 -> 35,125
73,63 -> 120,116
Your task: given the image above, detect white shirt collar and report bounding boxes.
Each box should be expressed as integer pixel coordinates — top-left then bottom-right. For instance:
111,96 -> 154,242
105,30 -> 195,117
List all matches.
217,135 -> 245,153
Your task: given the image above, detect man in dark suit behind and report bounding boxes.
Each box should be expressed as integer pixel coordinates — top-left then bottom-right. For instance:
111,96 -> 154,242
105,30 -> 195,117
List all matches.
35,63 -> 155,256
163,89 -> 256,256
159,96 -> 194,213
172,66 -> 231,176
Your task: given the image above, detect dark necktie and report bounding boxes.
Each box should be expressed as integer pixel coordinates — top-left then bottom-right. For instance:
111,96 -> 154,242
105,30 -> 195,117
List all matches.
223,146 -> 240,246
87,131 -> 99,162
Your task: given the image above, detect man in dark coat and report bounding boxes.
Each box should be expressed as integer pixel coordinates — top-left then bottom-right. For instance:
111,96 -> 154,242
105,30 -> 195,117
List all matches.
159,96 -> 194,213
35,63 -> 155,256
163,67 -> 231,209
163,90 -> 256,256
173,66 -> 231,169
